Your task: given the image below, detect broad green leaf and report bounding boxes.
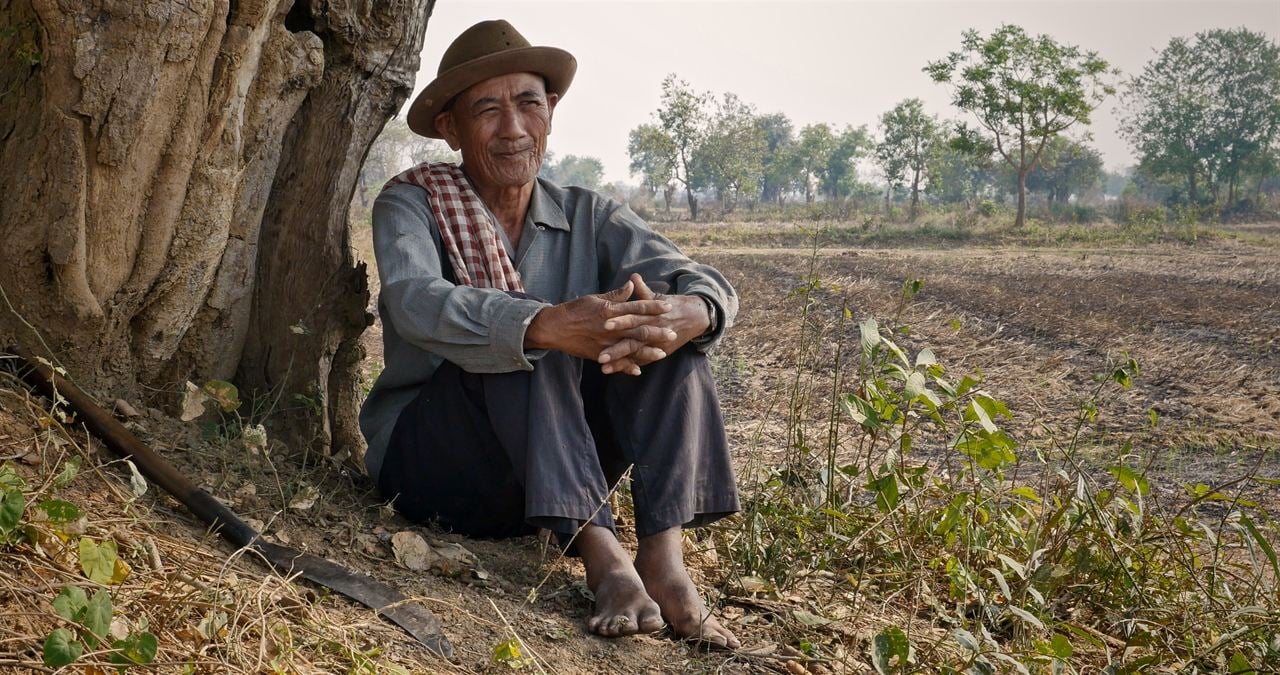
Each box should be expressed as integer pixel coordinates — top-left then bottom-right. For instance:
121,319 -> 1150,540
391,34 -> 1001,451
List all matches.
0,463 -> 25,490
51,585 -> 88,622
0,488 -> 24,538
82,589 -> 113,648
968,400 -> 997,433
203,380 -> 241,412
1006,605 -> 1045,630
867,473 -> 900,512
915,348 -> 937,367
53,455 -> 81,488
1228,652 -> 1252,674
1109,465 -> 1150,496
79,538 -> 119,584
42,628 -> 83,668
37,499 -> 80,524
492,638 -> 525,667
871,626 -> 910,674
859,318 -> 881,356
111,631 -> 158,666
1050,633 -> 1072,659
904,372 -> 926,400
952,628 -> 980,653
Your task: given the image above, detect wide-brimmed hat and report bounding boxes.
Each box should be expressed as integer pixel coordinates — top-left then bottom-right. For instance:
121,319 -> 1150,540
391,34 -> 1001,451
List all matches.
406,20 -> 576,138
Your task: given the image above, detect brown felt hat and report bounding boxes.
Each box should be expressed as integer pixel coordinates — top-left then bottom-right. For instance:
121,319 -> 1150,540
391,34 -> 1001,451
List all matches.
406,20 -> 576,139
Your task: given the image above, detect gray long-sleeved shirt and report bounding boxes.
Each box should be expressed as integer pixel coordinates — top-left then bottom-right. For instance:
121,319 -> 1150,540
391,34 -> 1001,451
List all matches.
359,177 -> 738,480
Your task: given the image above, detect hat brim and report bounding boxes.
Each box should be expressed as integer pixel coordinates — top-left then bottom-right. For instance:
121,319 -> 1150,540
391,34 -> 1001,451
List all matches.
406,46 -> 576,139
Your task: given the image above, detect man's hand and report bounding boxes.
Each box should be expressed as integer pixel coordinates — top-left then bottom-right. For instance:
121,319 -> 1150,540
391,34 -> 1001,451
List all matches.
595,274 -> 712,375
524,280 -> 677,375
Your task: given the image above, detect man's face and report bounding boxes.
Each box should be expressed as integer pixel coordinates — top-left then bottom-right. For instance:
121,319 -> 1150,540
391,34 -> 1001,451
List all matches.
434,72 -> 558,191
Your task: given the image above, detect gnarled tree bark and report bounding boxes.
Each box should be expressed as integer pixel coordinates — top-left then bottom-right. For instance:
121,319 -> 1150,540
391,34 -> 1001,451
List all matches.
0,0 -> 433,465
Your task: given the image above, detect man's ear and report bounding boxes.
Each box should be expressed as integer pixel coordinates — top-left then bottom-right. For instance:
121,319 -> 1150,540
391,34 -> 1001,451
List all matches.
434,111 -> 461,151
545,92 -> 559,134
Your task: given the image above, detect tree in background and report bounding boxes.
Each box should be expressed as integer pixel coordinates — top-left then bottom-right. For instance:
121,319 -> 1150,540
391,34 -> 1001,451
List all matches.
1120,28 -> 1280,209
796,123 -> 835,203
756,113 -> 800,205
926,24 -> 1114,227
1026,136 -> 1104,204
628,123 -> 678,211
822,125 -> 872,202
655,74 -> 712,220
927,122 -> 998,207
876,99 -> 938,219
540,153 -> 605,191
692,93 -> 767,211
359,118 -> 457,207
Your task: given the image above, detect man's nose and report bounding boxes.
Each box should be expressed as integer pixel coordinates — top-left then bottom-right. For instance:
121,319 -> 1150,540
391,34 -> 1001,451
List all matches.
496,106 -> 527,139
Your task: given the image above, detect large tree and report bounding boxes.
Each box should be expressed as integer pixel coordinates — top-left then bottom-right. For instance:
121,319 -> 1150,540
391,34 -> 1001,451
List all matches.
0,0 -> 433,463
1026,136 -> 1104,204
876,99 -> 938,219
926,24 -> 1113,227
756,112 -> 799,205
796,123 -> 835,204
821,125 -> 872,202
691,92 -> 766,211
654,74 -> 711,220
1120,28 -> 1280,207
627,123 -> 678,212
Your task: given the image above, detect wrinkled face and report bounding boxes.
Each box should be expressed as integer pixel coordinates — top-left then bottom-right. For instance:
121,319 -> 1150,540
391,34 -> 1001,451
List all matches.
434,72 -> 558,191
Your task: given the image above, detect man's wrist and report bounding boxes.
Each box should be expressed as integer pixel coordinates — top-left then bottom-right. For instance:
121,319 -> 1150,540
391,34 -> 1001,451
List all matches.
692,294 -> 719,338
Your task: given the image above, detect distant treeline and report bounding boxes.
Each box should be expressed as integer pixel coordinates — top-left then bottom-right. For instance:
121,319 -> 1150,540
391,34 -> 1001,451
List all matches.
627,25 -> 1279,224
354,25 -> 1279,227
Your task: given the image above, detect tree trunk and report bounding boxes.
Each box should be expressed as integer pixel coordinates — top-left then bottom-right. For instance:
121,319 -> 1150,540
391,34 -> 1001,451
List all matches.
0,0 -> 433,466
1188,170 -> 1199,205
662,185 -> 673,213
685,187 -> 698,221
1015,170 -> 1029,227
909,169 -> 921,222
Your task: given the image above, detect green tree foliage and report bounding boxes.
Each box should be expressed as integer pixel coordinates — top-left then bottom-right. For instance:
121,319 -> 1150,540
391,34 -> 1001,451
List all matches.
1120,28 -> 1280,208
358,118 -> 457,205
1025,136 -> 1104,203
822,125 -> 873,202
756,113 -> 801,205
540,152 -> 605,191
875,99 -> 939,219
927,122 -> 998,206
796,123 -> 836,203
926,24 -> 1114,226
627,123 -> 678,211
655,74 -> 713,220
692,93 -> 767,211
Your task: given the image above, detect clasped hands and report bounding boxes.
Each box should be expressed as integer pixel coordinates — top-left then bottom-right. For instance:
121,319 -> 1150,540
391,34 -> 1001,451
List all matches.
524,273 -> 711,376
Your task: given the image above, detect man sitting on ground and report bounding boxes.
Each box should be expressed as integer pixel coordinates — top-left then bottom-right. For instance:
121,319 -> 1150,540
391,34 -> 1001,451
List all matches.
359,19 -> 741,648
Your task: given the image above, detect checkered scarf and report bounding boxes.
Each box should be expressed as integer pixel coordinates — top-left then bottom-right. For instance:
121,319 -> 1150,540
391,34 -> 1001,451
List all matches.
383,162 -> 524,292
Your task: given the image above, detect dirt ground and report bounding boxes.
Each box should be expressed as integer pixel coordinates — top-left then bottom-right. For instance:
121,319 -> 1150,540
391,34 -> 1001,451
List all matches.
2,222 -> 1277,673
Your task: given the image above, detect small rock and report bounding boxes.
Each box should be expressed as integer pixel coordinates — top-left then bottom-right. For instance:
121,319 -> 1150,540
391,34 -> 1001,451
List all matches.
391,531 -> 436,572
113,398 -> 140,418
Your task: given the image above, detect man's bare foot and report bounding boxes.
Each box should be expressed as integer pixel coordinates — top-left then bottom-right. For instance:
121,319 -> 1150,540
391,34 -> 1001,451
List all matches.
576,525 -> 664,637
635,528 -> 741,649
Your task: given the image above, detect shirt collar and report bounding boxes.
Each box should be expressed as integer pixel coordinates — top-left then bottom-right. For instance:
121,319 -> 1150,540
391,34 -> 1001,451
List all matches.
527,179 -> 571,231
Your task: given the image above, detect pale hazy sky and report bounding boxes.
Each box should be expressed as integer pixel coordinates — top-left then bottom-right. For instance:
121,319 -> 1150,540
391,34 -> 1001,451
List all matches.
405,1 -> 1280,183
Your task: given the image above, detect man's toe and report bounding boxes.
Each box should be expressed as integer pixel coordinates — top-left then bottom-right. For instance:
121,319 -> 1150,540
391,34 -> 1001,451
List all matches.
638,606 -> 664,633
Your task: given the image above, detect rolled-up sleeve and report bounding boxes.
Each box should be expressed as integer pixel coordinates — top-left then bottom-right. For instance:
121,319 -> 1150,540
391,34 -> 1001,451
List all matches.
373,184 -> 550,372
595,202 -> 738,351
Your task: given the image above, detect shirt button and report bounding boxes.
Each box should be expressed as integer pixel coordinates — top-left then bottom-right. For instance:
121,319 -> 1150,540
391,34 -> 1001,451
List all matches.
537,225 -> 546,231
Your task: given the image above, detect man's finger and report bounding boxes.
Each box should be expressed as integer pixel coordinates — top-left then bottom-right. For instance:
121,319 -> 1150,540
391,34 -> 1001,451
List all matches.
616,325 -> 676,344
598,338 -> 647,365
600,353 -> 643,376
631,273 -> 657,301
604,313 -> 671,332
602,298 -> 671,319
601,280 -> 635,303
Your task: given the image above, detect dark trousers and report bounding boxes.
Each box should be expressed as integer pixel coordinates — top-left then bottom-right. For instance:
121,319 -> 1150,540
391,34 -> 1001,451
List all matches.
378,347 -> 740,543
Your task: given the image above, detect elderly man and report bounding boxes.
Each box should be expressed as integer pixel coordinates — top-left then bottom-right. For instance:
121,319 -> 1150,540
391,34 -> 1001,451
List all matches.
359,20 -> 740,648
